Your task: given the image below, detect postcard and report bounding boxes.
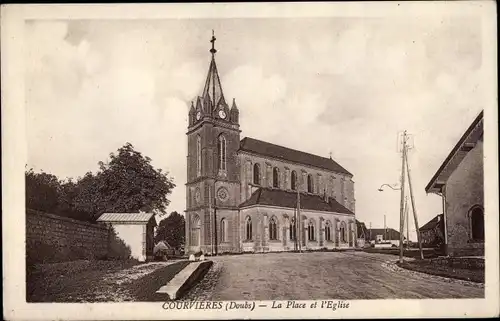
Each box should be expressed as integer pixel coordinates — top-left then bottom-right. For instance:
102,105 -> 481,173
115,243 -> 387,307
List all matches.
2,2 -> 498,320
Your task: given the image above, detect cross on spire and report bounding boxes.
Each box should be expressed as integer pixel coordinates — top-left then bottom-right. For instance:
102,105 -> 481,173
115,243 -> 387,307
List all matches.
202,30 -> 225,110
210,30 -> 217,55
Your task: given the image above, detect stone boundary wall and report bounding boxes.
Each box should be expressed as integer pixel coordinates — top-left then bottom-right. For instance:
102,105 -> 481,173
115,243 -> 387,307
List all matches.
26,209 -> 109,264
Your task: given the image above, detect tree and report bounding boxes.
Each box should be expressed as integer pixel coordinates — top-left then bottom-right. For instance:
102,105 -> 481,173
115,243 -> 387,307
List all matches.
155,211 -> 185,249
25,143 -> 175,222
73,143 -> 176,220
58,176 -> 94,221
25,168 -> 61,213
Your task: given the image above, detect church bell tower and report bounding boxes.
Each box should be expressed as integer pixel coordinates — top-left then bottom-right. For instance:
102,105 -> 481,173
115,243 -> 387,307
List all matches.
185,31 -> 241,255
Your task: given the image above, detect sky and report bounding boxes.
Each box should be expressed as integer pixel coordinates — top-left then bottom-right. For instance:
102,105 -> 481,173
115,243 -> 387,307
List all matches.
25,16 -> 484,240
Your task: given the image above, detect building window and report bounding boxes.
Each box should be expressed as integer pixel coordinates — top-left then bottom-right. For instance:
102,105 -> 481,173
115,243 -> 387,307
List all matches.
217,135 -> 226,171
340,222 -> 347,243
220,218 -> 227,243
196,135 -> 201,177
253,163 -> 261,185
269,216 -> 278,240
273,167 -> 279,188
290,217 -> 297,240
245,216 -> 252,241
308,220 -> 316,241
291,171 -> 297,190
307,174 -> 314,193
325,221 -> 332,241
469,206 -> 484,241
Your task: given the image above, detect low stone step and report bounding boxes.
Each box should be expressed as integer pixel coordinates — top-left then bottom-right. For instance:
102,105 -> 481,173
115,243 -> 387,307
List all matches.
156,260 -> 212,300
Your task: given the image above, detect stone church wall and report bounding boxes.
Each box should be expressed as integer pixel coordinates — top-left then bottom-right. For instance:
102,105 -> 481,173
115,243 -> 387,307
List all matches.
26,209 -> 109,264
215,209 -> 240,253
240,206 -> 357,253
239,152 -> 355,212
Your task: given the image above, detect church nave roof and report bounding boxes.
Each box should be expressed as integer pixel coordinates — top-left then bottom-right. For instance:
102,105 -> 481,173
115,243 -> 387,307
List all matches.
239,187 -> 354,215
239,137 -> 352,176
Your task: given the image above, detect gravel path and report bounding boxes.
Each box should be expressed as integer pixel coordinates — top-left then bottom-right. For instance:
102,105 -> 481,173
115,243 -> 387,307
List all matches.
183,252 -> 483,300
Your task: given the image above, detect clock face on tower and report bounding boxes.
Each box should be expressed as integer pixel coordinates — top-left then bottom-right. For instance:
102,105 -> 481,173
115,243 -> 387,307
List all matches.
218,109 -> 227,119
196,111 -> 201,120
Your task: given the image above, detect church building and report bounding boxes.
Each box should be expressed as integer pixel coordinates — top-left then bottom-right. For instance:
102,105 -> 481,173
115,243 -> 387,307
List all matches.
185,34 -> 357,254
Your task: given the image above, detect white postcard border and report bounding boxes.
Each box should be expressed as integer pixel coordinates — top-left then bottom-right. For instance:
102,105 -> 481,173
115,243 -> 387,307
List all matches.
2,2 -> 498,320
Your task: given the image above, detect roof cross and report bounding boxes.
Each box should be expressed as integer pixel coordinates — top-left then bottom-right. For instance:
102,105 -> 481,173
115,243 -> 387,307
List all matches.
210,30 -> 217,55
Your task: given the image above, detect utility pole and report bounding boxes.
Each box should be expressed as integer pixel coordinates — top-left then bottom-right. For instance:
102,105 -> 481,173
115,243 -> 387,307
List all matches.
405,196 -> 409,249
297,188 -> 302,253
383,215 -> 386,241
294,208 -> 298,251
398,131 -> 407,264
405,150 -> 424,259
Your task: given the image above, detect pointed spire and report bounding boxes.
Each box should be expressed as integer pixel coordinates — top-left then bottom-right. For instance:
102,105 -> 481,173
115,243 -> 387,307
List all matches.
231,98 -> 238,110
196,96 -> 203,111
202,30 -> 226,111
230,98 -> 239,124
188,101 -> 195,127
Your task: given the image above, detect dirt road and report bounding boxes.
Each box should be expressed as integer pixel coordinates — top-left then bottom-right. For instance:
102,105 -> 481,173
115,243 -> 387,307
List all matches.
184,251 -> 483,300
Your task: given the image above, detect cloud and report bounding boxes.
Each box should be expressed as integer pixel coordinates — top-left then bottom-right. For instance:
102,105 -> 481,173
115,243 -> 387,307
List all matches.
25,17 -> 484,240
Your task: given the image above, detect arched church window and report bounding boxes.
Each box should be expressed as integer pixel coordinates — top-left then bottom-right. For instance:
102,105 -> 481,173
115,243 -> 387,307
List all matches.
253,163 -> 261,185
269,216 -> 278,240
307,174 -> 314,193
196,135 -> 202,177
218,135 -> 226,171
470,206 -> 484,241
325,221 -> 332,241
340,222 -> 347,243
245,216 -> 253,241
220,218 -> 227,242
291,171 -> 297,190
290,217 -> 296,240
308,220 -> 316,241
273,167 -> 279,188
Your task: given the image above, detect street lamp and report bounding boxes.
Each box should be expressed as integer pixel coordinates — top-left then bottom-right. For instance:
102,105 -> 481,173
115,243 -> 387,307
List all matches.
376,131 -> 424,263
378,182 -> 405,264
378,183 -> 401,192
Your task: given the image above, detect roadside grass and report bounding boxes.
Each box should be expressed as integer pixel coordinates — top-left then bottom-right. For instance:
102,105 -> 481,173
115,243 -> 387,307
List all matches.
26,259 -> 190,302
363,248 -> 439,259
397,260 -> 485,283
27,259 -> 139,302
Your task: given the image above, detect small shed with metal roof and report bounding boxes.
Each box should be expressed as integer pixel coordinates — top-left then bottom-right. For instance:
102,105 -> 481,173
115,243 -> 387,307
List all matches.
97,212 -> 157,262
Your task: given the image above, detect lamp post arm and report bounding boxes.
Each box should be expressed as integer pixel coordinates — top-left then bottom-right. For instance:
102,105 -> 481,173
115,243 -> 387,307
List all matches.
378,183 -> 401,191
